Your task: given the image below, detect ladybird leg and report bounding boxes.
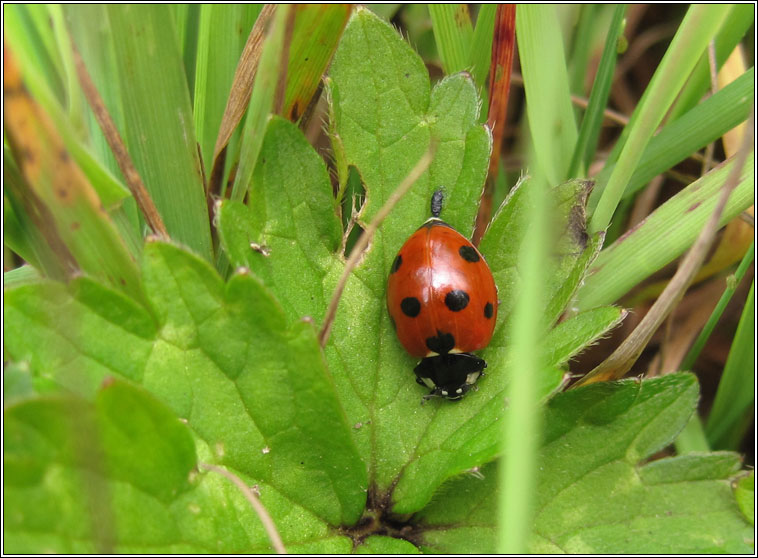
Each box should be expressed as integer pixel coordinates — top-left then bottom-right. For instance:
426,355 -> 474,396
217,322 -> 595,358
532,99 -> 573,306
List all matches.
421,388 -> 445,404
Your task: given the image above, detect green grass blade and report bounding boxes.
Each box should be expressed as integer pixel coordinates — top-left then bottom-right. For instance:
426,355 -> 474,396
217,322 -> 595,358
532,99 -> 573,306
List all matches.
4,48 -> 143,302
591,67 -> 754,210
173,4 -> 201,98
6,6 -> 133,213
577,152 -> 754,310
44,5 -> 85,129
498,172 -> 548,553
567,5 -> 597,98
194,5 -> 262,169
281,4 -> 351,122
2,265 -> 42,290
590,5 -> 731,233
230,5 -> 289,203
78,5 -> 213,261
429,5 -> 474,76
6,23 -> 131,211
516,5 -> 577,186
568,4 -> 626,178
4,154 -> 67,279
3,4 -> 66,103
681,241 -> 755,372
705,281 -> 755,449
668,4 -> 754,122
469,4 -> 496,88
368,4 -> 401,21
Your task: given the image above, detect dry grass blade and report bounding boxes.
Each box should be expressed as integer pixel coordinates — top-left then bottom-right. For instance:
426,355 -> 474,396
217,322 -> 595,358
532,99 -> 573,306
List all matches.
199,463 -> 286,554
68,32 -> 168,238
473,4 -> 515,246
573,111 -> 754,388
318,145 -> 436,347
208,4 -> 276,197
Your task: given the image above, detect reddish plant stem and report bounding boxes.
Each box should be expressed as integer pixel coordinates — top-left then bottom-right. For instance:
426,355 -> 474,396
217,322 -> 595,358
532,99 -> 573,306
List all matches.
472,4 -> 516,246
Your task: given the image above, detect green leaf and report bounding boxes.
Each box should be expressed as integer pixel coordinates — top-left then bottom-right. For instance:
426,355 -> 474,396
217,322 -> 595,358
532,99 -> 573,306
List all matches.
328,8 -> 503,513
638,452 -> 742,484
4,239 -> 367,550
368,4 -> 401,21
321,10 -> 609,517
734,473 -> 754,527
544,306 -> 626,367
3,361 -> 35,403
4,379 -> 196,552
414,461 -> 499,553
219,116 -> 342,321
542,179 -> 603,324
3,378 -> 355,553
414,374 -> 752,554
479,178 -> 602,344
356,536 -> 421,554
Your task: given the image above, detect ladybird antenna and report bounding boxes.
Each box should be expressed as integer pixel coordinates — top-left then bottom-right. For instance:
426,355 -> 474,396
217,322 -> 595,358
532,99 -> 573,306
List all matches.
431,188 -> 444,218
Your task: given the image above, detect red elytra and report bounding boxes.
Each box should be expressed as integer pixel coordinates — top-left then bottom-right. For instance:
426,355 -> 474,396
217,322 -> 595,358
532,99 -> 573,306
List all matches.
386,199 -> 498,400
387,219 -> 498,356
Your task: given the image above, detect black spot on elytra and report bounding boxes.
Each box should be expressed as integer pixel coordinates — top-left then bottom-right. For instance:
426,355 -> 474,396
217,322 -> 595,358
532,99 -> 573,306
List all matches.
426,330 -> 455,354
391,254 -> 402,273
445,290 -> 469,312
459,245 -> 480,262
484,302 -> 494,319
401,297 -> 421,317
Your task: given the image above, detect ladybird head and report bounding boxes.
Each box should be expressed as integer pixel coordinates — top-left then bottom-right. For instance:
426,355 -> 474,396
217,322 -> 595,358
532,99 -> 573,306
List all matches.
430,188 -> 444,218
414,352 -> 486,401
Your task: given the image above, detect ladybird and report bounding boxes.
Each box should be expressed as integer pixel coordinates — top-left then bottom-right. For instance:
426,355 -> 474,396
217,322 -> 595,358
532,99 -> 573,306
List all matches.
387,190 -> 498,400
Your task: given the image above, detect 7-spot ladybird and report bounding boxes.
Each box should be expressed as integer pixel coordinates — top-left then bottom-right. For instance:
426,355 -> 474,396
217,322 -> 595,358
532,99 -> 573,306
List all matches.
387,190 -> 498,400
